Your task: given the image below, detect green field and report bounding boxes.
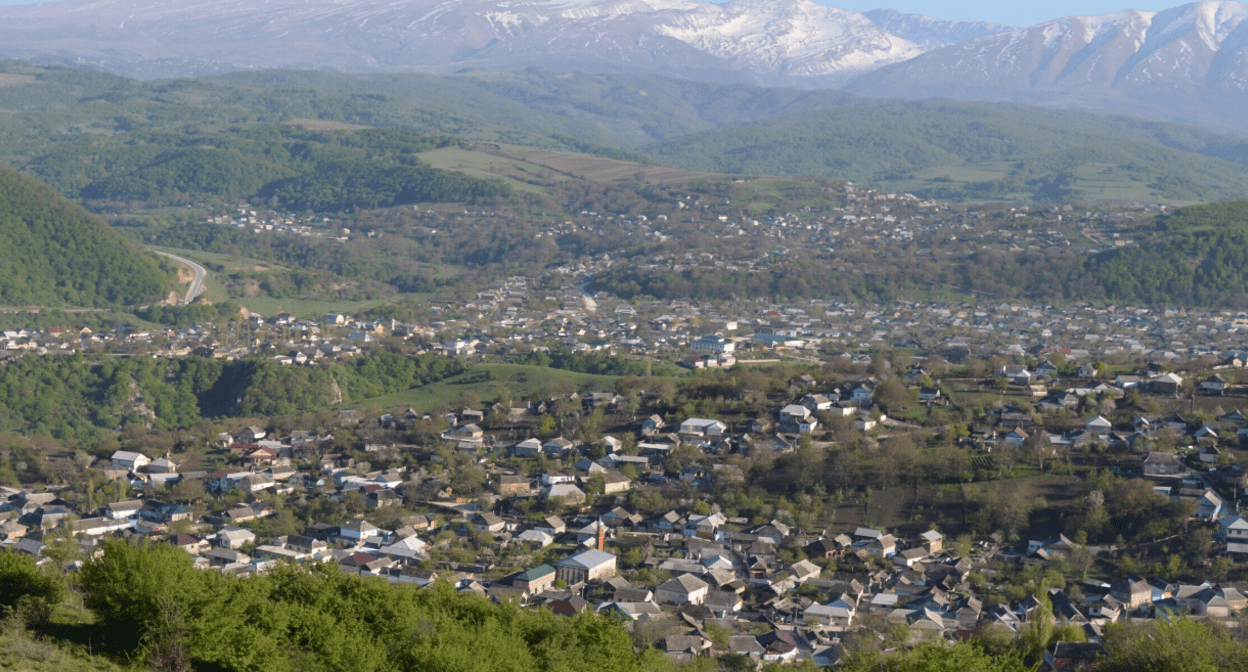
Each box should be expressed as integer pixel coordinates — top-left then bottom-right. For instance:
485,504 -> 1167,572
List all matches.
343,363 -> 648,414
419,143 -> 722,192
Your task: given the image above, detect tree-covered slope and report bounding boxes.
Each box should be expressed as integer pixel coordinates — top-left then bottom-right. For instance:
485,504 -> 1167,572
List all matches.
641,101 -> 1248,203
0,166 -> 169,307
80,147 -> 296,201
1091,200 -> 1248,306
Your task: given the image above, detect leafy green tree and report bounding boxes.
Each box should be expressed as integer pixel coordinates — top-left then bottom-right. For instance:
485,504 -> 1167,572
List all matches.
0,549 -> 64,622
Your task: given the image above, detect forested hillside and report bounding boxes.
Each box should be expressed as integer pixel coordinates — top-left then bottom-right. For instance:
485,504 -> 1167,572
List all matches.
0,351 -> 465,443
32,125 -> 510,209
0,166 -> 169,307
642,102 -> 1248,203
1,62 -> 1247,205
1091,200 -> 1248,306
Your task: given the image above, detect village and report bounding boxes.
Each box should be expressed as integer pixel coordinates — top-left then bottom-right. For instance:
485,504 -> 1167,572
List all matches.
0,185 -> 1241,670
5,317 -> 1248,670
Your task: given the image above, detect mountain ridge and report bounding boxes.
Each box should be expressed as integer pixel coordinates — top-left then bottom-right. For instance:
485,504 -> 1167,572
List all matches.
847,0 -> 1248,133
0,0 -> 1007,86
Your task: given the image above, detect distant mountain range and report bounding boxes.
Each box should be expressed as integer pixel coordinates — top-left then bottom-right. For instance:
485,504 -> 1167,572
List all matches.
0,0 -> 1010,86
0,0 -> 1244,131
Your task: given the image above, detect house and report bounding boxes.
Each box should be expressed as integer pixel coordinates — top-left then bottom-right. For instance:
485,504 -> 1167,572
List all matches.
784,559 -> 821,582
1085,415 -> 1112,432
920,530 -> 943,553
602,472 -> 633,495
238,426 -> 267,442
1004,429 -> 1030,448
1201,374 -> 1228,396
1028,534 -> 1075,556
378,535 -> 426,561
535,515 -> 566,535
656,574 -> 709,605
691,334 -> 734,353
148,457 -> 178,474
474,512 -> 506,533
206,547 -> 250,567
139,501 -> 191,524
554,549 -> 617,585
1035,361 -> 1060,377
892,547 -> 928,568
169,534 -> 209,554
849,382 -> 876,404
339,519 -> 381,543
517,529 -> 555,548
865,534 -> 897,557
1109,579 -> 1153,610
512,438 -> 543,458
104,500 -> 144,520
1197,490 -> 1224,521
757,631 -> 799,662
800,394 -> 834,412
778,405 -> 818,434
0,520 -> 27,541
543,437 -> 575,457
110,450 -> 150,471
663,633 -> 711,660
803,595 -> 856,627
642,415 -> 666,435
1219,515 -> 1248,544
497,475 -> 532,495
704,590 -> 744,616
1044,641 -> 1108,672
544,483 -> 587,504
1148,372 -> 1184,396
215,526 -> 256,550
1143,452 -> 1186,477
512,564 -> 557,593
677,418 -> 727,437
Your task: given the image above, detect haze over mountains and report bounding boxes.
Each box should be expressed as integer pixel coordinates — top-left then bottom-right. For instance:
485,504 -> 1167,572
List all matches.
0,0 -> 1243,130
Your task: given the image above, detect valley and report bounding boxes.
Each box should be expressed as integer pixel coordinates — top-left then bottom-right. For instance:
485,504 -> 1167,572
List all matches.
0,5 -> 1245,670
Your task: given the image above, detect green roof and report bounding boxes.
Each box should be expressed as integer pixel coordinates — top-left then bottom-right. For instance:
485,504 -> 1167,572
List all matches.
517,564 -> 555,581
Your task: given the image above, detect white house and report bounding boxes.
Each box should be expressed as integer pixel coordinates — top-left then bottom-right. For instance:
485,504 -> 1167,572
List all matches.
339,519 -> 381,543
678,418 -> 727,437
656,574 -> 710,605
110,450 -> 151,471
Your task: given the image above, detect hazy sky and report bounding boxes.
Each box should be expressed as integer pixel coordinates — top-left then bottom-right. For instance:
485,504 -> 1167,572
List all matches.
0,0 -> 1173,28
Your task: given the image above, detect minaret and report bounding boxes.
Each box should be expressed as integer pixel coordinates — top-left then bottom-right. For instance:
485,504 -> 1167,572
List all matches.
597,517 -> 606,552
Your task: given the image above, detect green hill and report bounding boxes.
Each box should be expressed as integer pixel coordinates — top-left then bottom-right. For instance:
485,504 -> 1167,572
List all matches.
80,146 -> 296,201
5,62 -> 1248,207
0,166 -> 169,307
641,101 -> 1248,203
1091,200 -> 1248,306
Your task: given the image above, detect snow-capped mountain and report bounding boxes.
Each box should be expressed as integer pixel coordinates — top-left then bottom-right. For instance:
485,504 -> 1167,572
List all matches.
0,0 -> 1243,130
861,9 -> 1013,50
848,1 -> 1248,128
0,0 -> 1006,85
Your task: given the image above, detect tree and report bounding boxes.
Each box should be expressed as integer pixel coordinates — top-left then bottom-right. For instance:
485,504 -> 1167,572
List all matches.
1100,619 -> 1248,672
0,549 -> 64,623
79,539 -> 208,650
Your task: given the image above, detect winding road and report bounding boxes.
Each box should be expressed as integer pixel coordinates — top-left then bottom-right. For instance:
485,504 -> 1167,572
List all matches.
150,249 -> 207,304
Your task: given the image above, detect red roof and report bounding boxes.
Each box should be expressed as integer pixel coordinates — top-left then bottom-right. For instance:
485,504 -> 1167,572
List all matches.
344,552 -> 377,567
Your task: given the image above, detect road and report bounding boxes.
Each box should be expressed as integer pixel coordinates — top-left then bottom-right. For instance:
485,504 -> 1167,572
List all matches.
576,281 -> 598,314
150,250 -> 207,304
